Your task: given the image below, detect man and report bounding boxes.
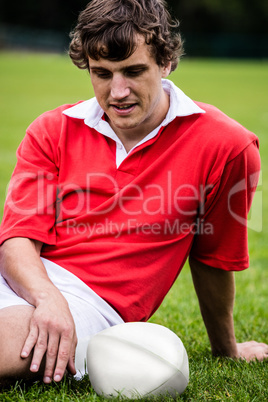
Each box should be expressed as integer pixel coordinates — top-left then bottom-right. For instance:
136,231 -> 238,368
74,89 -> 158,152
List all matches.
0,0 -> 267,385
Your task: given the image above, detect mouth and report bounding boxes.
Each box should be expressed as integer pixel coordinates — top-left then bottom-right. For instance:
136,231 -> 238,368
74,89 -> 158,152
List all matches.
111,103 -> 138,115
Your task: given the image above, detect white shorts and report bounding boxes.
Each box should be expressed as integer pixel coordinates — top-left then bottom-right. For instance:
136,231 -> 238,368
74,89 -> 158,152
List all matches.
0,257 -> 124,378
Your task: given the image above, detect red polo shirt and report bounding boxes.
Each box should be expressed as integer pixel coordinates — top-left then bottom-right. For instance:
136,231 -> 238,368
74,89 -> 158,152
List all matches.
0,101 -> 260,322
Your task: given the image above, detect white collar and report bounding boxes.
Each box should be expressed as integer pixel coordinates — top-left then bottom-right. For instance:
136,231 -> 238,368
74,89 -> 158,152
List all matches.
63,79 -> 205,166
63,79 -> 205,122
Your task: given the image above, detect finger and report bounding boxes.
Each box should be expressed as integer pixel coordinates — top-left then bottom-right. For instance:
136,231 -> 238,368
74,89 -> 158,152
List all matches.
21,324 -> 39,359
53,330 -> 75,382
246,344 -> 268,362
30,330 -> 48,374
67,335 -> 78,376
43,333 -> 60,384
258,344 -> 268,361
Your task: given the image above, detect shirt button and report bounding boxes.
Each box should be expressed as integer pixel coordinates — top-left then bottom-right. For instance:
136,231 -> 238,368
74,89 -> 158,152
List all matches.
117,143 -> 123,150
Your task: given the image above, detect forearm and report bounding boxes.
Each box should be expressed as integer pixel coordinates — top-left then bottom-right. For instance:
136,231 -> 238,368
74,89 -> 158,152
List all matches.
0,237 -> 77,381
0,237 -> 59,307
189,255 -> 238,357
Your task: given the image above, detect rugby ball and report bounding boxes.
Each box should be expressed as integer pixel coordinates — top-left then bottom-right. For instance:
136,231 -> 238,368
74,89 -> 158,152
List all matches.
87,322 -> 189,398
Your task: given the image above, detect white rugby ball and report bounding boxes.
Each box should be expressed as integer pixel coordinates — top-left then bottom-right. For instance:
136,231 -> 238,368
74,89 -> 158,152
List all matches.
87,322 -> 189,399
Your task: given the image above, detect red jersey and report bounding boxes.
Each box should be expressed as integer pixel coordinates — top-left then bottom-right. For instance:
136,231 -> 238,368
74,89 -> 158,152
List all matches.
0,101 -> 260,322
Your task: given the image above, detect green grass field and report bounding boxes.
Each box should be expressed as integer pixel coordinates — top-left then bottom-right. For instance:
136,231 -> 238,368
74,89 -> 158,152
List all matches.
0,52 -> 267,401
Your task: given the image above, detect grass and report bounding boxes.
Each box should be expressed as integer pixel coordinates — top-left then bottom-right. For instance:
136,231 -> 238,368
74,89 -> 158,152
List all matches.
0,52 -> 268,400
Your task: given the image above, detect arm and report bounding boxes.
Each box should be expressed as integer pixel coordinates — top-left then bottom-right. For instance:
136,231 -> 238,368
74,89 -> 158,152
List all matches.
189,255 -> 268,361
0,237 -> 77,383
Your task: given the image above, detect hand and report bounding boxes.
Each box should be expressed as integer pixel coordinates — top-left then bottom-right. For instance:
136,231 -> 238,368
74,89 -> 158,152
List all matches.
237,341 -> 268,362
20,291 -> 77,383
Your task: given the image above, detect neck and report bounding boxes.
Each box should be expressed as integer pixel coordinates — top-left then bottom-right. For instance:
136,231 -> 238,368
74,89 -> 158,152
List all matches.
109,91 -> 170,153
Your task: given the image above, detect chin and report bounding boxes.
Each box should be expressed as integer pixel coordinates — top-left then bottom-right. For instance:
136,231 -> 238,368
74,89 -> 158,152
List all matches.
111,118 -> 140,130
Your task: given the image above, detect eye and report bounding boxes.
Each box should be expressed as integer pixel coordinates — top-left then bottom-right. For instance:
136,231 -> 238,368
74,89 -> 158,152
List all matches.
91,69 -> 112,79
126,68 -> 146,77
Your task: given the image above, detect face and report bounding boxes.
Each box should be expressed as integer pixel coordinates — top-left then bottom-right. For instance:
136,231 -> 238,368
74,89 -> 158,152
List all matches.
88,36 -> 171,143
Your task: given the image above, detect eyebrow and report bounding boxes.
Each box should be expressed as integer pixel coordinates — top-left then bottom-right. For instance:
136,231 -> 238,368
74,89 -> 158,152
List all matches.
90,64 -> 149,73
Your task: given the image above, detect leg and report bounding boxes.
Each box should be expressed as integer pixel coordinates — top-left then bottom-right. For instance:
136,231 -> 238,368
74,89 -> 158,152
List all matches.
0,305 -> 44,382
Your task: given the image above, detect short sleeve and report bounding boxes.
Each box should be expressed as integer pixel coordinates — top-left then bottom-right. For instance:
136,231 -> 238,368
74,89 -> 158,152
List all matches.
0,123 -> 59,246
189,141 -> 261,271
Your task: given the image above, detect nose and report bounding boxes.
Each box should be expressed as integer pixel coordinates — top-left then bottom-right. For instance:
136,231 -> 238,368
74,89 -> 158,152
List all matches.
110,74 -> 131,100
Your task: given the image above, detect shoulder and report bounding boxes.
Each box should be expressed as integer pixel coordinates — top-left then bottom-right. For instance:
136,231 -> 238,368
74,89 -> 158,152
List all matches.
23,102 -> 85,155
193,101 -> 259,161
193,101 -> 257,143
16,102 -> 84,164
27,102 -> 83,135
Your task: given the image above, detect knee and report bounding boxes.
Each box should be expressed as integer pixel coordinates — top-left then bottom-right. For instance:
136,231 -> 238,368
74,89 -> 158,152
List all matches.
0,306 -> 38,380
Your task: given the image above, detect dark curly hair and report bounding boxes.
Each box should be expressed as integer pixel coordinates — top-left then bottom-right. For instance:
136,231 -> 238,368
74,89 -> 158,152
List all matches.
69,0 -> 184,72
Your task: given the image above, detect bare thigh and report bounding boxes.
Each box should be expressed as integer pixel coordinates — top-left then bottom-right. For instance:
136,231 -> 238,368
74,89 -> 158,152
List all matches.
0,305 -> 44,381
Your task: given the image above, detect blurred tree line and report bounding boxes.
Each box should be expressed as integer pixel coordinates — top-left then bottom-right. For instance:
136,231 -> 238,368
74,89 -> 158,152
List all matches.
0,0 -> 267,56
1,0 -> 267,34
172,0 -> 268,34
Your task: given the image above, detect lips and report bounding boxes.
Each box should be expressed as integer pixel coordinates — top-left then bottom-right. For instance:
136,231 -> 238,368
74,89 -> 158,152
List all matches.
113,104 -> 133,110
111,103 -> 137,115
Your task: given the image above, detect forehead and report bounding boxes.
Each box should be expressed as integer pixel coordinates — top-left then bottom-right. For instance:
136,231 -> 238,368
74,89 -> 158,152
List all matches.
88,35 -> 156,71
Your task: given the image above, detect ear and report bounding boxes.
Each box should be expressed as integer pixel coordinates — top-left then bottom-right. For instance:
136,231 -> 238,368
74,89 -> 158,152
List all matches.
161,62 -> 172,78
